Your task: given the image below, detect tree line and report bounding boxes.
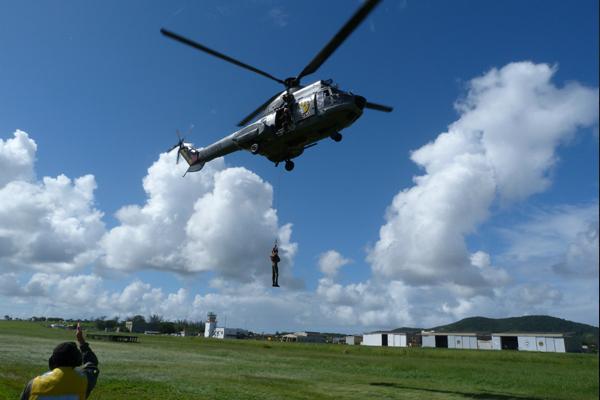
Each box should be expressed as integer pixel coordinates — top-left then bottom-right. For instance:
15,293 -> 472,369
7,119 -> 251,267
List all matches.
117,314 -> 205,335
5,315 -> 205,335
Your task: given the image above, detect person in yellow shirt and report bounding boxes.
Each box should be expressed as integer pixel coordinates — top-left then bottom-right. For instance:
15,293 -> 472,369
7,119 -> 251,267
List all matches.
20,323 -> 99,400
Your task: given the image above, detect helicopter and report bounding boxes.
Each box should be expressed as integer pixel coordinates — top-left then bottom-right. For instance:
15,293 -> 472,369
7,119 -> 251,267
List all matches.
163,0 -> 392,173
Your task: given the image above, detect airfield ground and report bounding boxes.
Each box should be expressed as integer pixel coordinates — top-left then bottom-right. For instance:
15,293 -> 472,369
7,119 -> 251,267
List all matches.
0,321 -> 597,400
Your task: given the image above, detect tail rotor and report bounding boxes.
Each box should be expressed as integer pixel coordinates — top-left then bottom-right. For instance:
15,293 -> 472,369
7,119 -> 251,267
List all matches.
167,126 -> 194,164
167,131 -> 184,164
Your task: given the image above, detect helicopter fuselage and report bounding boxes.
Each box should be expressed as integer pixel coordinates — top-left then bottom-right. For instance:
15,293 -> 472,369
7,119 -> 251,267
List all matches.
179,80 -> 365,171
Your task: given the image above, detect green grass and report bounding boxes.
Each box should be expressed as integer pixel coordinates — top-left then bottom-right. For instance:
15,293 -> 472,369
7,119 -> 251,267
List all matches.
1,321 -> 597,399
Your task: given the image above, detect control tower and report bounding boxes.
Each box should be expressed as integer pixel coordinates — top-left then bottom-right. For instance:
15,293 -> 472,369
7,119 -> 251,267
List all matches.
204,312 -> 217,338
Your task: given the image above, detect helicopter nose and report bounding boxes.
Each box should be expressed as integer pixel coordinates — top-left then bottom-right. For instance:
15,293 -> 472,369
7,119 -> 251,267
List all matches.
355,95 -> 366,110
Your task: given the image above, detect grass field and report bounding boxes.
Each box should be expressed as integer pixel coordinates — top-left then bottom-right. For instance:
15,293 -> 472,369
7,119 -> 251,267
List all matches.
0,321 -> 597,400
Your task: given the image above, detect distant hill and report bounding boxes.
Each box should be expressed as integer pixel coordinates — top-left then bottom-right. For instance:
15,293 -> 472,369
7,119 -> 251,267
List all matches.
432,315 -> 598,336
390,327 -> 422,334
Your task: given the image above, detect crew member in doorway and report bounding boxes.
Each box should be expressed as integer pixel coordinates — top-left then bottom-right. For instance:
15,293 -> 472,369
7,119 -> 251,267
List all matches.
20,323 -> 99,400
270,245 -> 280,287
281,93 -> 294,131
282,93 -> 293,106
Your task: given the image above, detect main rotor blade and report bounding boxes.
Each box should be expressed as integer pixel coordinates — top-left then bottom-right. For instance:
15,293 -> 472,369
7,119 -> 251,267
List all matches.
296,0 -> 381,81
161,28 -> 286,85
365,101 -> 393,112
237,92 -> 282,127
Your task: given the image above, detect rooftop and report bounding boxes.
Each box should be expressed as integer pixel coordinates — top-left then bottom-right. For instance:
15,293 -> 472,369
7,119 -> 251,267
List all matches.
492,332 -> 566,338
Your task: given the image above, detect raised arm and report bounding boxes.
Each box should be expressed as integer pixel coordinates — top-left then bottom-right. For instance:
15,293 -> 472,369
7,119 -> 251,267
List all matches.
19,380 -> 33,400
76,323 -> 100,397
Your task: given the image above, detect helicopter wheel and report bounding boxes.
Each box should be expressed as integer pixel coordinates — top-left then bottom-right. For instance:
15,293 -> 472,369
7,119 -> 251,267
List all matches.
284,160 -> 295,171
331,132 -> 343,142
250,143 -> 260,154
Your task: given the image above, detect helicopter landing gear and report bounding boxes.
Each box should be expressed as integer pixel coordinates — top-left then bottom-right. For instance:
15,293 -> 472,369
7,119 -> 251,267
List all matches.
331,132 -> 343,142
284,160 -> 295,171
250,143 -> 260,154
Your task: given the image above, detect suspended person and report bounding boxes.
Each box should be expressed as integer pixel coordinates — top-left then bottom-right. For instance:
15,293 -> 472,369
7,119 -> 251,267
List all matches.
270,244 -> 280,287
20,323 -> 100,400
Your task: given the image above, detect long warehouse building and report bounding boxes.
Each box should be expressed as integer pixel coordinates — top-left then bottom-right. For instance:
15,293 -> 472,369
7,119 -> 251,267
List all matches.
362,331 -> 419,347
491,333 -> 567,352
421,331 -> 569,352
421,332 -> 484,350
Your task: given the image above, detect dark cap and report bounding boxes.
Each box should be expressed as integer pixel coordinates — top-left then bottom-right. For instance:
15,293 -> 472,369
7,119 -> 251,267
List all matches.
48,342 -> 82,369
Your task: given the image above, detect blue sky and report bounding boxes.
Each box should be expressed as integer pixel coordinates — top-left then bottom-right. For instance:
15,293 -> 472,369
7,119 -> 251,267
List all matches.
0,0 -> 598,332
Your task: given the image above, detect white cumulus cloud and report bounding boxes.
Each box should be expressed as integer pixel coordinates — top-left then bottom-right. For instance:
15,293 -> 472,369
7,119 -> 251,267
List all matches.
100,150 -> 298,286
555,222 -> 599,278
0,130 -> 36,187
499,203 -> 599,278
0,273 -> 191,320
0,130 -> 105,273
318,250 -> 351,277
368,62 -> 598,293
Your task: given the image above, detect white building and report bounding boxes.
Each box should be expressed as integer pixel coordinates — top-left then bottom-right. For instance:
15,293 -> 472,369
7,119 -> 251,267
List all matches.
346,335 -> 362,345
421,331 -> 568,352
203,312 -> 248,339
421,331 -> 482,350
213,327 -> 249,339
204,312 -> 217,338
281,331 -> 326,343
477,338 -> 493,350
491,333 -> 566,352
421,332 -> 483,350
362,332 -> 416,347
